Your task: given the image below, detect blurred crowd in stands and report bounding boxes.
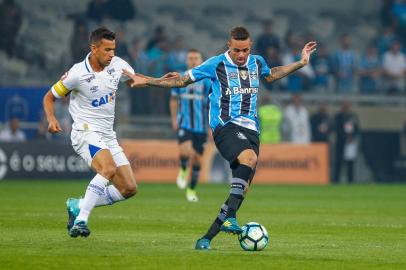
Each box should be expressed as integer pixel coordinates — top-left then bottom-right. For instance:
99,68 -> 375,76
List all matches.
2,0 -> 404,184
258,94 -> 360,183
1,0 -> 406,96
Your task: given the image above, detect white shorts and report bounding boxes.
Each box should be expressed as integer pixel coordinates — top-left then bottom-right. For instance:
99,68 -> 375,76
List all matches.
71,129 -> 129,168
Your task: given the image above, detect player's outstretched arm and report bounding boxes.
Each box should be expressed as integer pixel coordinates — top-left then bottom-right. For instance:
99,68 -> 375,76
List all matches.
266,41 -> 317,83
43,91 -> 62,133
123,69 -> 193,88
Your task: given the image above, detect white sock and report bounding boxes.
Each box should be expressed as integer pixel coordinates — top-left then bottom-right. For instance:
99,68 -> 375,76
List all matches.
78,184 -> 126,213
76,174 -> 109,223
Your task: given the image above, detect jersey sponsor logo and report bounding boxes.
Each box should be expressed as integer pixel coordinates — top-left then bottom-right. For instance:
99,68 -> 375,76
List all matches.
85,74 -> 96,83
225,87 -> 258,95
228,72 -> 238,80
91,91 -> 116,107
90,86 -> 99,93
239,70 -> 248,80
107,68 -> 115,75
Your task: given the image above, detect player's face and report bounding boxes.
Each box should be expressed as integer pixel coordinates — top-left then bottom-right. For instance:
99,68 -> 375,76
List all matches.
186,52 -> 202,69
92,38 -> 116,67
227,38 -> 252,66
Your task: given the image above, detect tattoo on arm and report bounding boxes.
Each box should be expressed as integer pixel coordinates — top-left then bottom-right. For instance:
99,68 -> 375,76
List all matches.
266,61 -> 304,83
147,74 -> 194,88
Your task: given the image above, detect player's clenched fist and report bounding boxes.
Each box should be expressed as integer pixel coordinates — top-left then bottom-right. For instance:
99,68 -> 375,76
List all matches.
48,118 -> 62,133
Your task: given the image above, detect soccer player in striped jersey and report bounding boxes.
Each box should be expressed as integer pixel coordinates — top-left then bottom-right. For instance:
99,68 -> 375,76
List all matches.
170,49 -> 211,202
124,26 -> 317,250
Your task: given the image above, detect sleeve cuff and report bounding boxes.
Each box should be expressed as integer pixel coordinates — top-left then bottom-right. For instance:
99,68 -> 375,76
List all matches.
51,87 -> 62,99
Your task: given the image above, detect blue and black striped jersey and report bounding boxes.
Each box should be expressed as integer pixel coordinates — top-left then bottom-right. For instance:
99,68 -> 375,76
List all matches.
171,78 -> 211,133
187,52 -> 271,132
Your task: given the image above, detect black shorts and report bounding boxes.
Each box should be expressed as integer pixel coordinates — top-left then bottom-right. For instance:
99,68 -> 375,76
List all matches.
177,128 -> 207,155
213,123 -> 260,165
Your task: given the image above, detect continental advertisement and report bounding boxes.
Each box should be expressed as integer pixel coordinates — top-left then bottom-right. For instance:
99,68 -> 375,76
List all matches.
120,140 -> 329,185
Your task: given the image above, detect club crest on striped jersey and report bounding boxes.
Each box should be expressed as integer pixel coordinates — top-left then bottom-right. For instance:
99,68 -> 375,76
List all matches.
239,70 -> 248,80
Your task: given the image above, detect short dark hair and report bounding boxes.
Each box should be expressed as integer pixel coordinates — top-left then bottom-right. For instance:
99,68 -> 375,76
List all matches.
230,26 -> 250,41
90,27 -> 115,45
188,48 -> 201,54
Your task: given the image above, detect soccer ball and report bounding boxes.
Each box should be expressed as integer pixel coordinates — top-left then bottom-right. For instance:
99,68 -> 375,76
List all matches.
238,222 -> 269,251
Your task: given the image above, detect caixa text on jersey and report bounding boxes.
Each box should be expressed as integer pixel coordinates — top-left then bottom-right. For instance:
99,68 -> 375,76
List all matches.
91,91 -> 116,107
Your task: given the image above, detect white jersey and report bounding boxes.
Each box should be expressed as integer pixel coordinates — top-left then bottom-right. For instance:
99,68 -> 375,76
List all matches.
51,53 -> 134,133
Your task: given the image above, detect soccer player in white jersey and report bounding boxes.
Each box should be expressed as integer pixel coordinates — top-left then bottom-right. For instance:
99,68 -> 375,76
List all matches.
43,27 -> 165,238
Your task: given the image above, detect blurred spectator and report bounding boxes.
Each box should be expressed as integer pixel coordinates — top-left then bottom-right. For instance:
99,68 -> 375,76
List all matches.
377,27 -> 396,56
129,37 -> 149,74
382,40 -> 406,93
310,102 -> 332,142
381,0 -> 395,27
36,98 -> 71,140
358,44 -> 382,94
263,46 -> 282,91
401,120 -> 406,155
54,97 -> 72,140
284,30 -> 297,50
255,19 -> 280,58
333,101 -> 360,184
167,35 -> 188,72
70,20 -> 90,63
86,0 -> 109,22
0,117 -> 26,142
115,27 -> 131,62
332,34 -> 357,92
283,94 -> 311,144
35,115 -> 50,140
147,38 -> 170,115
0,0 -> 22,58
312,43 -> 332,91
146,25 -> 167,52
392,0 -> 406,42
129,38 -> 150,115
282,43 -> 314,92
105,0 -> 136,22
258,94 -> 282,144
147,38 -> 169,77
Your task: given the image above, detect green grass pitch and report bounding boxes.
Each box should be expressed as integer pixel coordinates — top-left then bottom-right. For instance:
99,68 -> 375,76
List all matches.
0,180 -> 405,270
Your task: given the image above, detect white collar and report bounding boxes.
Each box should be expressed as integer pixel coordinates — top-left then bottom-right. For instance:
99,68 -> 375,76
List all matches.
224,50 -> 250,67
84,52 -> 94,73
85,53 -> 113,73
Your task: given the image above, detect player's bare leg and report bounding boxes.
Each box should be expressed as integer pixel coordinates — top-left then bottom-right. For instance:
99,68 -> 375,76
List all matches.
111,164 -> 137,198
177,140 -> 192,189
